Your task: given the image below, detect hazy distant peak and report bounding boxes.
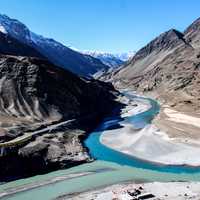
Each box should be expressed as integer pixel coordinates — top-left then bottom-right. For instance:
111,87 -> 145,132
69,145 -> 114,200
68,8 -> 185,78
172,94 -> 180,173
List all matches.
80,50 -> 135,68
114,51 -> 136,61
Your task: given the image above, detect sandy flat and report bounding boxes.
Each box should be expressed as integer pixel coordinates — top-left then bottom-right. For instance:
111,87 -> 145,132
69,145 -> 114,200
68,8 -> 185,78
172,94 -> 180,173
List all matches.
120,99 -> 151,118
164,108 -> 200,128
100,95 -> 200,166
154,106 -> 200,142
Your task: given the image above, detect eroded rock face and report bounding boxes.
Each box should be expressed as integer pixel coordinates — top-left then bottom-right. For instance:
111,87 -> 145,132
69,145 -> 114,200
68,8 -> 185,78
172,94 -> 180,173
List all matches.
0,55 -> 118,181
112,19 -> 200,111
0,55 -> 115,122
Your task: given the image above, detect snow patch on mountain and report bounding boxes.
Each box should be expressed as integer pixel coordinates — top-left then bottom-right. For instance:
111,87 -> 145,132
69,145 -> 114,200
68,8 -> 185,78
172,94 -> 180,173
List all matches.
0,25 -> 7,34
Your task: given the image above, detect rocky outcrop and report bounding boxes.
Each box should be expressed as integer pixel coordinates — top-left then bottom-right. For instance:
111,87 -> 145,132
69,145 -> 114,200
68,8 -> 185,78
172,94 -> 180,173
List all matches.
0,129 -> 90,181
112,19 -> 200,112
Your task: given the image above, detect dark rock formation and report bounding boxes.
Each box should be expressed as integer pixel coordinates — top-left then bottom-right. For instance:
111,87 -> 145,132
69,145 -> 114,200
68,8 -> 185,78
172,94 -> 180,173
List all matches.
0,54 -> 118,181
0,55 -> 115,121
0,16 -> 121,181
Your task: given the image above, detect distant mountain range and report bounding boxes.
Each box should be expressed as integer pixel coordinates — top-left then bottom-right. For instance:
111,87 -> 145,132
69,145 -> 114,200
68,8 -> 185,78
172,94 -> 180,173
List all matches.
82,51 -> 135,68
114,51 -> 136,61
0,14 -> 111,77
0,14 -> 135,78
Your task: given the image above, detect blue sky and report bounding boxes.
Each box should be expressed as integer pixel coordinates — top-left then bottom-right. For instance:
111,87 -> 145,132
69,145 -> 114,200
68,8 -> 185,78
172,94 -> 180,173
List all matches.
0,0 -> 200,53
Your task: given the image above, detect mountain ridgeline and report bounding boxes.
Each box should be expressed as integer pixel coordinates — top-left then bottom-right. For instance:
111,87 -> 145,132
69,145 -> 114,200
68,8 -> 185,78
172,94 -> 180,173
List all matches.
0,14 -> 110,77
113,18 -> 200,111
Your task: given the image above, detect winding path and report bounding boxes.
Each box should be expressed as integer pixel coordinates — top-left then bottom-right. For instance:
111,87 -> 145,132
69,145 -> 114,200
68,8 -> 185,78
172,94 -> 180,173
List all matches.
0,119 -> 76,148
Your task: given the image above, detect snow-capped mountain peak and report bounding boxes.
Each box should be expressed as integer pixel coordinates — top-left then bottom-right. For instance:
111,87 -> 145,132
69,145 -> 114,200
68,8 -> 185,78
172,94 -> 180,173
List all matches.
114,51 -> 136,61
81,50 -> 135,68
82,51 -> 123,68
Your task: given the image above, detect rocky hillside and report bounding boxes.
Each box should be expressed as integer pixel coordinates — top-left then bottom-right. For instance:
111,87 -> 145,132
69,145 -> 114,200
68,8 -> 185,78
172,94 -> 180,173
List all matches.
0,28 -> 118,181
0,54 -> 118,181
0,14 -> 109,77
112,19 -> 200,111
0,56 -> 115,123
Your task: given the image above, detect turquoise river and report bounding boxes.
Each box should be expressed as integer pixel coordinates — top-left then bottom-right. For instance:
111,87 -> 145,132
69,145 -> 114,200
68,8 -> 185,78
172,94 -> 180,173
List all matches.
1,91 -> 200,200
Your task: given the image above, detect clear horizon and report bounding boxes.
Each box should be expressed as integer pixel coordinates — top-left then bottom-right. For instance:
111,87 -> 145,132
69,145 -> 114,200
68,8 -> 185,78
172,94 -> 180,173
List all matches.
0,0 -> 200,53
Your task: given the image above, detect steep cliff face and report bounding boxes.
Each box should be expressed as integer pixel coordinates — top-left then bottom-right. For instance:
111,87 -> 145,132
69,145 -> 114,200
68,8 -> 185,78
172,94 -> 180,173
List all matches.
112,20 -> 200,111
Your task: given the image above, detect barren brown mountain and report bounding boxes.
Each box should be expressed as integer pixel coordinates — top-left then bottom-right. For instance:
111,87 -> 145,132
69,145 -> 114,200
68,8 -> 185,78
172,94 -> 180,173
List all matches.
113,18 -> 200,112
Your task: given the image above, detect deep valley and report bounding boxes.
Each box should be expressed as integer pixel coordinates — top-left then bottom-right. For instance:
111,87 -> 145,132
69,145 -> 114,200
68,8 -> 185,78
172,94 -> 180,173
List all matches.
0,6 -> 200,200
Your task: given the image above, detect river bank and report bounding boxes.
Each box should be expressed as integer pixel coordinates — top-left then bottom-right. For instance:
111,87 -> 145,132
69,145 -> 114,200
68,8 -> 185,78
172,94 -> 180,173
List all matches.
68,181 -> 200,200
100,92 -> 200,166
3,159 -> 200,200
